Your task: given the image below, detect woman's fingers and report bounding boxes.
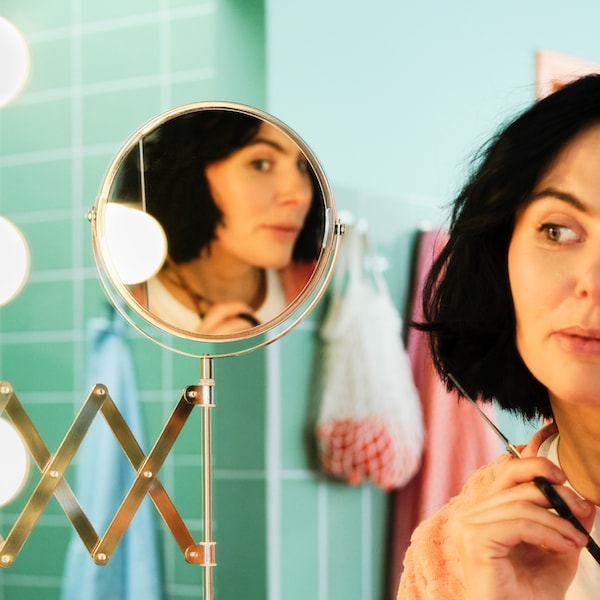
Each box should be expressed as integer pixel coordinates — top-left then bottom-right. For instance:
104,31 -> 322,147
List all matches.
476,455 -> 595,534
199,301 -> 258,333
460,486 -> 591,548
452,473 -> 595,567
488,456 -> 566,492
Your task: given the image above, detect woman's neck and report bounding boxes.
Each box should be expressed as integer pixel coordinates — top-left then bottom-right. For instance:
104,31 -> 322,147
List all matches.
551,399 -> 600,505
158,255 -> 266,315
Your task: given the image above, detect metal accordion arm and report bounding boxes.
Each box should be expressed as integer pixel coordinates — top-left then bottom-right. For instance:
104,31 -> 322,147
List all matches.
0,371 -> 214,570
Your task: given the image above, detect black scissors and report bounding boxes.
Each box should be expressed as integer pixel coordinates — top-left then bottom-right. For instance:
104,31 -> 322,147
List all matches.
448,373 -> 600,565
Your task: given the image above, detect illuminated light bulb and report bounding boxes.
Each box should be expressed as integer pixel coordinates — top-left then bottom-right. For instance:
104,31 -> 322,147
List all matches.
104,203 -> 168,285
0,18 -> 30,107
0,417 -> 29,506
0,216 -> 30,306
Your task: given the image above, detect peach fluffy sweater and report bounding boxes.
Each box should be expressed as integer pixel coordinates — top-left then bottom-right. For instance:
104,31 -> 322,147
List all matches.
397,423 -> 558,599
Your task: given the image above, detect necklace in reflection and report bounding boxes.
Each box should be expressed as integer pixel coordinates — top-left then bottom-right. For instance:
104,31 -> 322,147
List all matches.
161,261 -> 263,327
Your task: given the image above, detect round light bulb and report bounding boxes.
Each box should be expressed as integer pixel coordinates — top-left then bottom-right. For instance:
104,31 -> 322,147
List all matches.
0,216 -> 30,306
0,18 -> 30,107
0,417 -> 29,506
104,203 -> 168,285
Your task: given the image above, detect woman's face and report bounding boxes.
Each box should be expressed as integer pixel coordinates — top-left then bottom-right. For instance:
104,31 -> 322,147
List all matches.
204,122 -> 313,270
508,123 -> 600,406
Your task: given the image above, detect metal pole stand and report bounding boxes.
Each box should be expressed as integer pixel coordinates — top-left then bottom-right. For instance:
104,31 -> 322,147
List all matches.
184,355 -> 216,599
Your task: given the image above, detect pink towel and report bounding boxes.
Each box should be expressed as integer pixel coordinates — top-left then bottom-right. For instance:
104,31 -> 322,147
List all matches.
389,230 -> 500,596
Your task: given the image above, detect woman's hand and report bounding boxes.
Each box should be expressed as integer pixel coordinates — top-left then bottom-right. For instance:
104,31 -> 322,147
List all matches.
198,301 -> 259,334
450,456 -> 595,600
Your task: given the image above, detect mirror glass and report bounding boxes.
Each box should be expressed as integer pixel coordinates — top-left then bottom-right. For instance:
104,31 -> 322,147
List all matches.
92,103 -> 339,357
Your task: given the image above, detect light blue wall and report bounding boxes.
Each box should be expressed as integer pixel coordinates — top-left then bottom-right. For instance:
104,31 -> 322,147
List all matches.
267,1 -> 600,202
266,1 -> 600,448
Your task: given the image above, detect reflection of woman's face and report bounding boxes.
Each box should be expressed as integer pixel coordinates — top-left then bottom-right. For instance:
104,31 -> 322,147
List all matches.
204,122 -> 313,270
508,123 -> 600,407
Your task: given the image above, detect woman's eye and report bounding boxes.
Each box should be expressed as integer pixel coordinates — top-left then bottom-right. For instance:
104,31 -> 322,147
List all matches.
250,159 -> 272,172
297,158 -> 310,174
540,223 -> 578,243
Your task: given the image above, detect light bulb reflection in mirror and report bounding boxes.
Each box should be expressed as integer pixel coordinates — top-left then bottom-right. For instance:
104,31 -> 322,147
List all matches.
104,203 -> 168,285
0,216 -> 30,306
0,417 -> 29,506
0,17 -> 30,107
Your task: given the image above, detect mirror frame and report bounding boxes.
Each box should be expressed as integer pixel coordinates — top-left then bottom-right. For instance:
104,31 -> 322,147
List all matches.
90,101 -> 341,358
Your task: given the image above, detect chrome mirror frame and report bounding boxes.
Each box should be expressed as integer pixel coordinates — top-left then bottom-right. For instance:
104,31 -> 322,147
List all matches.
90,102 -> 342,358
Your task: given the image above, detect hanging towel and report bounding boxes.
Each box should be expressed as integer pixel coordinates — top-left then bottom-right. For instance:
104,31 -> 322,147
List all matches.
388,229 -> 501,597
61,314 -> 163,600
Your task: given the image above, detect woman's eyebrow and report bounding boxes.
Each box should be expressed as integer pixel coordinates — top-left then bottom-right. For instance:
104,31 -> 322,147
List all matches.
529,187 -> 588,212
247,137 -> 287,153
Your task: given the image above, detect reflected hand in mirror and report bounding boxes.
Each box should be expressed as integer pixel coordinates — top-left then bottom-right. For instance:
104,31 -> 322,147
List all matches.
109,109 -> 325,335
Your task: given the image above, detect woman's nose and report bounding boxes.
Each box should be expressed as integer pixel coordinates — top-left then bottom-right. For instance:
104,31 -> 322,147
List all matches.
575,259 -> 600,301
277,166 -> 312,208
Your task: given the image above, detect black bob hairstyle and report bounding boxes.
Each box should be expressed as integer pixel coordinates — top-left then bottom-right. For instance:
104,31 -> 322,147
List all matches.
111,109 -> 325,264
420,73 -> 600,421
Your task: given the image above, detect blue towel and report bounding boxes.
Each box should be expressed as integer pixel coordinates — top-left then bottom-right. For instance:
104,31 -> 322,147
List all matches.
61,314 -> 163,600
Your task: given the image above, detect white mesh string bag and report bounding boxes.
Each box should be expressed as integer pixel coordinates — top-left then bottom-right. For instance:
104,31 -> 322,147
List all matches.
317,225 -> 424,490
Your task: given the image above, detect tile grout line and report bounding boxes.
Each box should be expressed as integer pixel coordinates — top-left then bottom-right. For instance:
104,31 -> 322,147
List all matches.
318,480 -> 328,600
266,342 -> 282,600
70,0 -> 86,401
362,485 -> 373,600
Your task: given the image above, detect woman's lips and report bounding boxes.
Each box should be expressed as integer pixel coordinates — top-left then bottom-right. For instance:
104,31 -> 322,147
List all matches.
554,328 -> 600,354
262,224 -> 301,241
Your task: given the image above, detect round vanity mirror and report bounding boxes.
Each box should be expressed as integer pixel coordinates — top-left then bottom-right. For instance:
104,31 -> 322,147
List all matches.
91,102 -> 341,357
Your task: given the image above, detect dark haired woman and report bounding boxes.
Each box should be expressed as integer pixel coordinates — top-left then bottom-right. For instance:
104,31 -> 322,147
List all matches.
115,110 -> 323,334
398,74 -> 600,598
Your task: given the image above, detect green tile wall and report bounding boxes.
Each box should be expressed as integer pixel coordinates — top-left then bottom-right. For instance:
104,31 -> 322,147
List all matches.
80,0 -> 162,22
0,2 -> 389,599
0,160 -> 73,212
